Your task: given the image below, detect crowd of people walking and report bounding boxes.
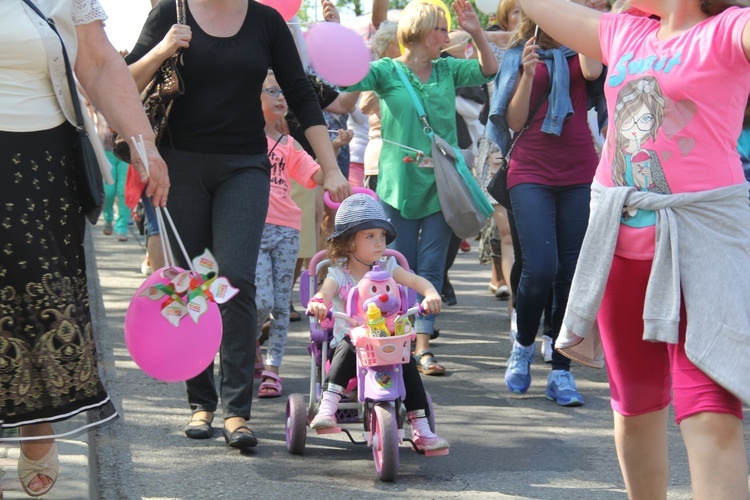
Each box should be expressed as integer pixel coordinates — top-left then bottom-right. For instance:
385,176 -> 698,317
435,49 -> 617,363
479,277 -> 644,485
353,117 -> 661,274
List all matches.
1,0 -> 748,497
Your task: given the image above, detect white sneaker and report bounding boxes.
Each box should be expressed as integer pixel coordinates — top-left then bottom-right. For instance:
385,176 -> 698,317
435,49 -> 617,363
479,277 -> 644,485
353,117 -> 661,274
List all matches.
140,256 -> 152,276
541,335 -> 553,363
509,309 -> 517,342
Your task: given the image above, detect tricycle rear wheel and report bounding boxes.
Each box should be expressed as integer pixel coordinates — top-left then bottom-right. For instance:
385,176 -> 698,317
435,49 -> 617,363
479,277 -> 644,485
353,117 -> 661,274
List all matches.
286,393 -> 307,454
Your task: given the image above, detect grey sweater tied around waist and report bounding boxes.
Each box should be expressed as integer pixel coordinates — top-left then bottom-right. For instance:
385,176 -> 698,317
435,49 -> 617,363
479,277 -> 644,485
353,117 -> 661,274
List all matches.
558,180 -> 750,405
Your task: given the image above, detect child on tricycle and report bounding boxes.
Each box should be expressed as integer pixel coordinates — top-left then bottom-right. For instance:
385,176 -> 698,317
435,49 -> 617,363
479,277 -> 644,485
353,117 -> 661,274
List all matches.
306,193 -> 449,453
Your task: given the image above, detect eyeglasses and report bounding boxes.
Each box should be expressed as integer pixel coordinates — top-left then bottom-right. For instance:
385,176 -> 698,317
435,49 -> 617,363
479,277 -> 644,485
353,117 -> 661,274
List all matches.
434,27 -> 448,34
262,87 -> 284,98
622,113 -> 655,132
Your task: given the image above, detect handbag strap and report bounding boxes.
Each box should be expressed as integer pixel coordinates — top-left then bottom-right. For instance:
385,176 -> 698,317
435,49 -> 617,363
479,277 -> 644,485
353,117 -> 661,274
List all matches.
394,60 -> 494,218
267,134 -> 284,157
173,0 -> 187,62
393,61 -> 434,138
22,0 -> 86,134
176,0 -> 186,24
504,84 -> 551,160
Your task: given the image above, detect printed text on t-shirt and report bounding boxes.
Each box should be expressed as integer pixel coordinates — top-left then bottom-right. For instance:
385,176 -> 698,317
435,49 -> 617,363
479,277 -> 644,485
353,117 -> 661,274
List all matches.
608,51 -> 683,87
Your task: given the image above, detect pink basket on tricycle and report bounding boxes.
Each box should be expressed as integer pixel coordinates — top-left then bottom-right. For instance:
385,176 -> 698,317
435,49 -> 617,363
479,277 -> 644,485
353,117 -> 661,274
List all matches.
351,328 -> 415,368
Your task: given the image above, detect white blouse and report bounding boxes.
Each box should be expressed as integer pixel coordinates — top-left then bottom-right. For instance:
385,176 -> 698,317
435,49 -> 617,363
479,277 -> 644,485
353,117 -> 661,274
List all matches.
0,0 -> 106,132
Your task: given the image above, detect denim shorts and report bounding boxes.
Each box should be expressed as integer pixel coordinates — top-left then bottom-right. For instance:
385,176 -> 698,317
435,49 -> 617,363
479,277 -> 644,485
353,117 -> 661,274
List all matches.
141,194 -> 160,237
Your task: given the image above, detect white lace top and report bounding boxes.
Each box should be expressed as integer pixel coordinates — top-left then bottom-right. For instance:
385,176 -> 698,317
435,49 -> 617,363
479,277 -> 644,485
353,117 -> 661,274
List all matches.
0,0 -> 107,131
71,0 -> 107,25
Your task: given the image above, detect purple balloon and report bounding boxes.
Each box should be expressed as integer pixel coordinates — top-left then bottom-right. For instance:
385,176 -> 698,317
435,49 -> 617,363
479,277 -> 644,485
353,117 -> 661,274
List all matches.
306,22 -> 372,86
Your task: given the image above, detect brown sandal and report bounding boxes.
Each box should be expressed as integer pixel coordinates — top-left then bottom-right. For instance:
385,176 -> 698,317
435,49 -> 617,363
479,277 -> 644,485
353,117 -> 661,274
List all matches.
416,351 -> 445,376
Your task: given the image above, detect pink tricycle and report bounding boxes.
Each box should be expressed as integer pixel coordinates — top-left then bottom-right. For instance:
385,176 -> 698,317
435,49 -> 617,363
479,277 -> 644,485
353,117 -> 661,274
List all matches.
285,249 -> 445,482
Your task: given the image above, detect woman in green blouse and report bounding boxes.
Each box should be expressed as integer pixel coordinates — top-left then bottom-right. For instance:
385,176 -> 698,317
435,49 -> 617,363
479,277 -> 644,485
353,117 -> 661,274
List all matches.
342,0 -> 497,374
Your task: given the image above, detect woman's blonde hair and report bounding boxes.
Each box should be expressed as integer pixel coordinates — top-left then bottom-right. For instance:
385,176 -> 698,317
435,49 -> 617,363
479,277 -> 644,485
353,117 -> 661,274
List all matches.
370,21 -> 398,59
495,0 -> 517,31
508,9 -> 555,50
397,0 -> 443,47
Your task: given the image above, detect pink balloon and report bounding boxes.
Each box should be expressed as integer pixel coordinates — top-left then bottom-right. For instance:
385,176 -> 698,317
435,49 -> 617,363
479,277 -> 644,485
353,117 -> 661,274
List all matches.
306,22 -> 372,86
257,0 -> 302,21
124,268 -> 223,383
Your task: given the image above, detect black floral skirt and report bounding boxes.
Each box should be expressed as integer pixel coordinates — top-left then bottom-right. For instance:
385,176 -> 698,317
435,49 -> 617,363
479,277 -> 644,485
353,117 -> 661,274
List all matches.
0,123 -> 117,439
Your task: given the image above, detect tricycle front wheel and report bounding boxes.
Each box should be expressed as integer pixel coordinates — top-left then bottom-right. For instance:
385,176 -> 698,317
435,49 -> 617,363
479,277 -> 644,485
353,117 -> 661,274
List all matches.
371,403 -> 399,481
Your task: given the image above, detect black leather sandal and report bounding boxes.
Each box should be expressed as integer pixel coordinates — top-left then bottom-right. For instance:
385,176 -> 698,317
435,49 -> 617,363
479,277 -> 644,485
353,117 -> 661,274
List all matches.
223,425 -> 258,450
184,412 -> 214,439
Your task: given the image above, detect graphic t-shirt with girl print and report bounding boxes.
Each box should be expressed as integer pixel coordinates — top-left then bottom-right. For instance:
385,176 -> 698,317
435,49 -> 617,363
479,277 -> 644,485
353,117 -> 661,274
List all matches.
597,7 -> 750,259
266,136 -> 320,231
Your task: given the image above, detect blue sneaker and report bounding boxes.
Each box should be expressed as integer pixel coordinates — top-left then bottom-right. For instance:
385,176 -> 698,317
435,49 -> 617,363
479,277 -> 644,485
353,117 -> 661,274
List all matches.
505,342 -> 534,394
546,370 -> 584,407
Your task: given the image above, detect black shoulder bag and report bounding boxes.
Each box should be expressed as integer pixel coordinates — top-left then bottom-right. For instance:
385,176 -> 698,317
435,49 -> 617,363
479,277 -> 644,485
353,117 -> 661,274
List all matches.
487,86 -> 551,210
23,0 -> 104,225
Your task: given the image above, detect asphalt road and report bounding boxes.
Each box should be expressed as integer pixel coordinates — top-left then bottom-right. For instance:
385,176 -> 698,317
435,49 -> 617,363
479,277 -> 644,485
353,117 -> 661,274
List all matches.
90,224 -> 749,500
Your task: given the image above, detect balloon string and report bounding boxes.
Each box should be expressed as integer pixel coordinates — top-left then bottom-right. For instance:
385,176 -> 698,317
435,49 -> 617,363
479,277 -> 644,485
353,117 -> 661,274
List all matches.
326,130 -> 424,155
155,207 -> 176,268
441,38 -> 471,53
161,207 -> 197,275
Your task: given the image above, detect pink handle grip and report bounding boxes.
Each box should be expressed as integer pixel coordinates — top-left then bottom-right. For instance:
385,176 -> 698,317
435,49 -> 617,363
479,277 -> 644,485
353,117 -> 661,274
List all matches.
323,187 -> 377,209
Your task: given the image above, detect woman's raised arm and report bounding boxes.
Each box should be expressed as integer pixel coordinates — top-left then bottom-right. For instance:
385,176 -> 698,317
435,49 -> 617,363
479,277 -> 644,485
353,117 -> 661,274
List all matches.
519,0 -> 604,61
